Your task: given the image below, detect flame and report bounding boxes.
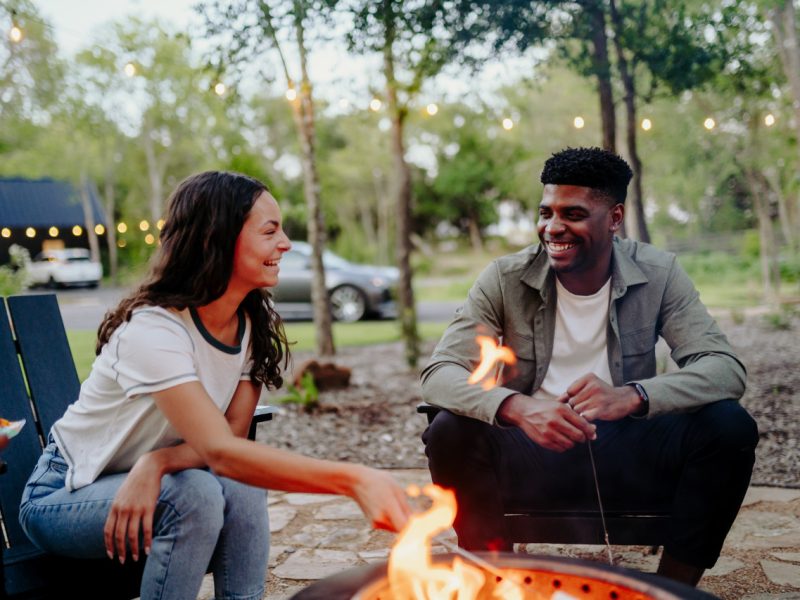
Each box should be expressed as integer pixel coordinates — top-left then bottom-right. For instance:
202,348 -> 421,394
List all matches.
467,336 -> 517,391
388,484 -> 485,599
387,484 -> 525,600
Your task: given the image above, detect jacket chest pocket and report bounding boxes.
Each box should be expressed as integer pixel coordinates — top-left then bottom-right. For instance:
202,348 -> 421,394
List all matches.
620,326 -> 657,381
500,330 -> 537,392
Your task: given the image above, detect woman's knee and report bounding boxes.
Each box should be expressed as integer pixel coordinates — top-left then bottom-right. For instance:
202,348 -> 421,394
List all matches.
156,469 -> 226,539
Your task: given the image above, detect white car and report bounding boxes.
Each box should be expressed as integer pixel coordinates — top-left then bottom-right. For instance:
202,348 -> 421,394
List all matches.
26,248 -> 102,288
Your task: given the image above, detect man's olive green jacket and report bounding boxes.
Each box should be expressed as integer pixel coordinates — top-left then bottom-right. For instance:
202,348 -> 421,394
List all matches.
420,237 -> 746,424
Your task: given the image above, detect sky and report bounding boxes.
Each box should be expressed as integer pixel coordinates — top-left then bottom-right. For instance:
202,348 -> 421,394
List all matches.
32,0 -> 531,112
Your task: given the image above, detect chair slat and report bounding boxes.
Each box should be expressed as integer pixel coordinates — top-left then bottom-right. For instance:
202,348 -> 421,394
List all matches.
0,299 -> 47,550
7,295 -> 81,439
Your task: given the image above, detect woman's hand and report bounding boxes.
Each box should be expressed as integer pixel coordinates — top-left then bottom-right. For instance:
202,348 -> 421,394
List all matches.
349,465 -> 412,532
104,453 -> 163,564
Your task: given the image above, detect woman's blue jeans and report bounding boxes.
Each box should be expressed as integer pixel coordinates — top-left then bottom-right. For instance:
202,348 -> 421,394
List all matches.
18,440 -> 269,600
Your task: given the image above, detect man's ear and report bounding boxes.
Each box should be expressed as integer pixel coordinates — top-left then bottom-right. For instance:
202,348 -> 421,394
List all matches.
610,203 -> 625,231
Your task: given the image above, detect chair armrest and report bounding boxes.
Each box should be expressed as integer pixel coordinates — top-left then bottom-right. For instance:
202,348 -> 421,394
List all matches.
248,405 -> 277,440
416,402 -> 441,425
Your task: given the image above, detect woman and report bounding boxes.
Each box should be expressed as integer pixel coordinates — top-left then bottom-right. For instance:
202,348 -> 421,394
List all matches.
18,171 -> 411,600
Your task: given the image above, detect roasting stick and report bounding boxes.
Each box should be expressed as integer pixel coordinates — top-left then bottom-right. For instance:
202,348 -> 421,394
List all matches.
587,440 -> 614,566
436,538 -> 525,590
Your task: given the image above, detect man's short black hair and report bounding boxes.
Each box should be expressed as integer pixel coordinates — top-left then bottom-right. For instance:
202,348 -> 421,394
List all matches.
540,147 -> 633,205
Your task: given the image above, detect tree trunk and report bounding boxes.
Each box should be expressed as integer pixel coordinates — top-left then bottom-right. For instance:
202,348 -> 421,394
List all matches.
383,14 -> 419,368
79,173 -> 101,265
763,169 -> 796,252
608,0 -> 650,243
141,121 -> 165,223
768,0 -> 800,251
749,172 -> 781,307
103,173 -> 118,284
467,214 -> 483,251
587,3 -> 616,153
294,8 -> 335,356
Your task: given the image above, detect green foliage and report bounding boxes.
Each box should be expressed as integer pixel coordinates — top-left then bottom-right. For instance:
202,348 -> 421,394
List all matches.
0,245 -> 30,296
275,372 -> 319,412
761,308 -> 794,331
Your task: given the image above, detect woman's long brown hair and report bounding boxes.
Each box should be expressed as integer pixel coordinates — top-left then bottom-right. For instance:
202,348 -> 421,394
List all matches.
96,171 -> 289,389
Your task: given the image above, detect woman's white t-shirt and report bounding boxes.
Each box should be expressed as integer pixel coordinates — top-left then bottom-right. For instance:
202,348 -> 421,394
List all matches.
52,305 -> 252,491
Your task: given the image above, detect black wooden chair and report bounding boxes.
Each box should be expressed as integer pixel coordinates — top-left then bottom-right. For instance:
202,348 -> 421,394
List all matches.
0,294 -> 275,599
417,403 -> 671,547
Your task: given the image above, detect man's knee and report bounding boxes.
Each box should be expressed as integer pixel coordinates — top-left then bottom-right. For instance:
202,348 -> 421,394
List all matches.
422,409 -> 489,456
695,400 -> 759,452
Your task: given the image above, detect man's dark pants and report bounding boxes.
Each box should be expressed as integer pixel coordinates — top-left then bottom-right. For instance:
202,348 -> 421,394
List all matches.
422,400 -> 758,569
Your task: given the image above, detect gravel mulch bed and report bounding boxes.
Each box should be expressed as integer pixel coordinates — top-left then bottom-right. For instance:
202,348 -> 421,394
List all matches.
259,312 -> 800,489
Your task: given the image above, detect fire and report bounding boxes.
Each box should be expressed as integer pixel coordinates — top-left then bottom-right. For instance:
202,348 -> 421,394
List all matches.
467,336 -> 516,391
387,484 -> 524,600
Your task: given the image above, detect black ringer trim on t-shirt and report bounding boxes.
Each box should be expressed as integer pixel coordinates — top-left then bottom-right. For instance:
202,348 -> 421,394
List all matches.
189,307 -> 245,354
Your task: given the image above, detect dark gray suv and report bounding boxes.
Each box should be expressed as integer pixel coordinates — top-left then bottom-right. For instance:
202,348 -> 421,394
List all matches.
271,241 -> 398,322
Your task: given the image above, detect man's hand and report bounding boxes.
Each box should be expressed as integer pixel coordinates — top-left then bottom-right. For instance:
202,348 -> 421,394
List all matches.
104,453 -> 163,564
498,393 -> 597,452
558,374 -> 642,422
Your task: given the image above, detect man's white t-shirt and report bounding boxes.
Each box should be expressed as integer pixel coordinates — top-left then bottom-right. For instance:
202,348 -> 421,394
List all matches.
52,306 -> 252,491
531,277 -> 612,402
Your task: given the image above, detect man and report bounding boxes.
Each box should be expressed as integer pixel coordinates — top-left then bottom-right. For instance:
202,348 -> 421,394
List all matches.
421,146 -> 758,586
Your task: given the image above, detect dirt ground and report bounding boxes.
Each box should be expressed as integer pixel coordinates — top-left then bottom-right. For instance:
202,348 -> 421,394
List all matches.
260,310 -> 800,490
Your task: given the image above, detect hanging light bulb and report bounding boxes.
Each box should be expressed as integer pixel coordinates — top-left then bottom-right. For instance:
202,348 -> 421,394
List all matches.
704,118 -> 716,130
95,224 -> 105,235
426,103 -> 438,116
285,87 -> 297,101
641,118 -> 652,131
764,114 -> 775,127
123,62 -> 137,77
72,225 -> 83,236
502,117 -> 514,131
9,25 -> 23,43
369,98 -> 382,111
26,227 -> 36,238
573,116 -> 585,129
117,222 -> 128,233
214,82 -> 226,96
1,228 -> 11,238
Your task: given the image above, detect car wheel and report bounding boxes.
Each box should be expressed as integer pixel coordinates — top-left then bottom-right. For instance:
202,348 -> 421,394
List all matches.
47,276 -> 58,289
330,285 -> 367,322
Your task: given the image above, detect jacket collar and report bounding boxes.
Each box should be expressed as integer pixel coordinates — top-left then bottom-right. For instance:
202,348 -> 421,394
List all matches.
520,237 -> 649,301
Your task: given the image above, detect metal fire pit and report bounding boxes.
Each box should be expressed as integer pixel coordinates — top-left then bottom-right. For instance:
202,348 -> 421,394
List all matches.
291,553 -> 718,600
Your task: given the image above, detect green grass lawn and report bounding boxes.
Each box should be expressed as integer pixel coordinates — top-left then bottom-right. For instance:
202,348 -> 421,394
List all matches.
68,320 -> 450,382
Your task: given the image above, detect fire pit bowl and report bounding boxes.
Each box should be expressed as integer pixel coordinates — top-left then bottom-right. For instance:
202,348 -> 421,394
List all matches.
290,553 -> 718,600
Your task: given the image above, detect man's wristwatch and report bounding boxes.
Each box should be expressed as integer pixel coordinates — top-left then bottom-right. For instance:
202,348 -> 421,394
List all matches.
629,382 -> 649,418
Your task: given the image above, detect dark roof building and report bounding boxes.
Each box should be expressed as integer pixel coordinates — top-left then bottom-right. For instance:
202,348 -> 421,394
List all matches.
0,177 -> 107,263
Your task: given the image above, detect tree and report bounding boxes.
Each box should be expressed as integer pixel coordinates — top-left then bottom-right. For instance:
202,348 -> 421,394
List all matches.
199,0 -> 336,357
346,0 -> 458,367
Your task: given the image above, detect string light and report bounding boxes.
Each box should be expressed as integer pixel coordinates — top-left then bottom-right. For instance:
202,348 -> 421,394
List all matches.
48,227 -> 59,237
123,62 -> 137,77
9,25 -> 23,43
72,225 -> 82,236
573,116 -> 585,129
502,117 -> 514,131
139,220 -> 150,232
156,219 -> 165,230
25,227 -> 36,238
1,228 -> 10,238
117,239 -> 127,248
426,103 -> 438,116
369,98 -> 382,111
94,224 -> 105,235
117,222 -> 128,233
214,82 -> 226,96
764,114 -> 775,127
641,118 -> 652,131
285,87 -> 297,101
704,118 -> 716,130
144,233 -> 155,245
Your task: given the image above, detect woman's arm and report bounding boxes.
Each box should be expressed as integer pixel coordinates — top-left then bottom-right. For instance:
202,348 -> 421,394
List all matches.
153,381 -> 410,526
104,380 -> 262,563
